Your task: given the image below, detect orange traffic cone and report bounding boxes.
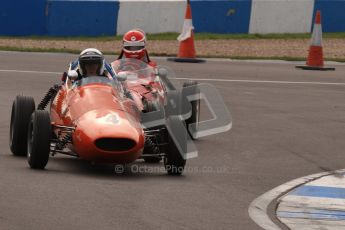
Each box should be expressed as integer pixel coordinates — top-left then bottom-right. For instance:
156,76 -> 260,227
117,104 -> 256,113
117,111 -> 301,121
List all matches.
168,0 -> 205,63
296,10 -> 335,70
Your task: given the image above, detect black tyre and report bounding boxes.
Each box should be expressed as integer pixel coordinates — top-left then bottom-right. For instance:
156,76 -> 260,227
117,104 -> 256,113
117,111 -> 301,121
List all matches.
164,134 -> 186,175
27,110 -> 51,169
9,95 -> 35,156
164,118 -> 187,175
183,81 -> 200,140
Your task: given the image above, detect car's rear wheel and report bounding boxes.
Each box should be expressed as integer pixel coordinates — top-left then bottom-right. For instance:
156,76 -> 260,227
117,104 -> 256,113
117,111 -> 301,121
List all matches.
9,95 -> 35,156
183,81 -> 200,140
27,110 -> 51,169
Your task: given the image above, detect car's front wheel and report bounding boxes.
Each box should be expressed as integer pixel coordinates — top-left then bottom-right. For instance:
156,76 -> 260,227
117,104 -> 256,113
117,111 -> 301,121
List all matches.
27,110 -> 52,169
164,117 -> 186,175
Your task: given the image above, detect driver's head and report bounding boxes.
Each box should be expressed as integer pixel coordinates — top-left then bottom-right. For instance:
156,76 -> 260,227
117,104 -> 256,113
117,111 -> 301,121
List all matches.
122,29 -> 146,60
78,48 -> 105,76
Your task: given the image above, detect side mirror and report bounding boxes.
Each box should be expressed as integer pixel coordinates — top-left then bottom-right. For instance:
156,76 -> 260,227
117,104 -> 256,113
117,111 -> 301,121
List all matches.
117,71 -> 128,82
68,70 -> 78,80
158,68 -> 168,78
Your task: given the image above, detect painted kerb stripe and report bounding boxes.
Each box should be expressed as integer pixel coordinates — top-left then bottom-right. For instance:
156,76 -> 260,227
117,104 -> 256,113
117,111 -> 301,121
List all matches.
290,185 -> 345,199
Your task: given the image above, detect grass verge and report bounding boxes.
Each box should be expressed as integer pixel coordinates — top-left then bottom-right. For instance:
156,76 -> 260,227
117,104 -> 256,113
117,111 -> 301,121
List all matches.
1,32 -> 345,41
1,46 -> 345,62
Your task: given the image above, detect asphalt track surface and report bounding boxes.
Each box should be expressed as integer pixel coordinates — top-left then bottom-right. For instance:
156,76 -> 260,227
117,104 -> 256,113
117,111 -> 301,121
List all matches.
1,51 -> 345,230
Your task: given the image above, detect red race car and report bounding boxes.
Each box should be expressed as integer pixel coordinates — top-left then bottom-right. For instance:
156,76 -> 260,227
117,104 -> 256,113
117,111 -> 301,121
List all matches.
9,59 -> 200,175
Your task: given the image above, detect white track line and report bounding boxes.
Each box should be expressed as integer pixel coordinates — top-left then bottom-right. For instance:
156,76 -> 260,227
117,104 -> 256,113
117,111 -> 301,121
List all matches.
1,69 -> 345,86
176,77 -> 345,86
0,69 -> 61,75
248,169 -> 345,230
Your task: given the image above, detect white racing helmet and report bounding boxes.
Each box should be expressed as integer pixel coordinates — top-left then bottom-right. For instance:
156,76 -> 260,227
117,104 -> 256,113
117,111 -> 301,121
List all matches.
78,48 -> 105,76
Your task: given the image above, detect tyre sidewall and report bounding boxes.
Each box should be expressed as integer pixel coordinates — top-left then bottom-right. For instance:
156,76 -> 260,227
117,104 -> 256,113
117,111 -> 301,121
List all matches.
27,111 -> 51,169
9,96 -> 35,156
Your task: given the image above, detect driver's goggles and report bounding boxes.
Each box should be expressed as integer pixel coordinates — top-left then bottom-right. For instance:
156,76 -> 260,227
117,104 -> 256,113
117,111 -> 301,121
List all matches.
123,41 -> 145,51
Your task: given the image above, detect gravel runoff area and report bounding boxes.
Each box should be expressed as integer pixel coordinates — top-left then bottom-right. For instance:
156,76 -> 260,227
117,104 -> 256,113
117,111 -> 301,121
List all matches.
0,38 -> 345,58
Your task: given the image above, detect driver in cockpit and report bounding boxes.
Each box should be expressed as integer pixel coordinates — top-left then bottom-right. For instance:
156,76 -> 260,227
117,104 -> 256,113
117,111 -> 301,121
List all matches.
38,48 -> 118,111
67,48 -> 115,80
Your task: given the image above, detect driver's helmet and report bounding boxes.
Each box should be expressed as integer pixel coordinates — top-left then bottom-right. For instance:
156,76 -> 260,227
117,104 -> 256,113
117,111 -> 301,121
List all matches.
78,48 -> 105,76
122,29 -> 146,60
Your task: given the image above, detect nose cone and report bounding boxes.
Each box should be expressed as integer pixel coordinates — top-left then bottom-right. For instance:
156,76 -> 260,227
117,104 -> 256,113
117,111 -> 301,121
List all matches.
72,109 -> 144,164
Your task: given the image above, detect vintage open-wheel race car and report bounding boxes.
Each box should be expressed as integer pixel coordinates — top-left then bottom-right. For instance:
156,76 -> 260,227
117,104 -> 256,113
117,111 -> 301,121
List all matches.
9,58 -> 200,175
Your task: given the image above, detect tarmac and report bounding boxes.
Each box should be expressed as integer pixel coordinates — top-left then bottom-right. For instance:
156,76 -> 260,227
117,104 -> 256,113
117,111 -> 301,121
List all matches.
1,51 -> 345,230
